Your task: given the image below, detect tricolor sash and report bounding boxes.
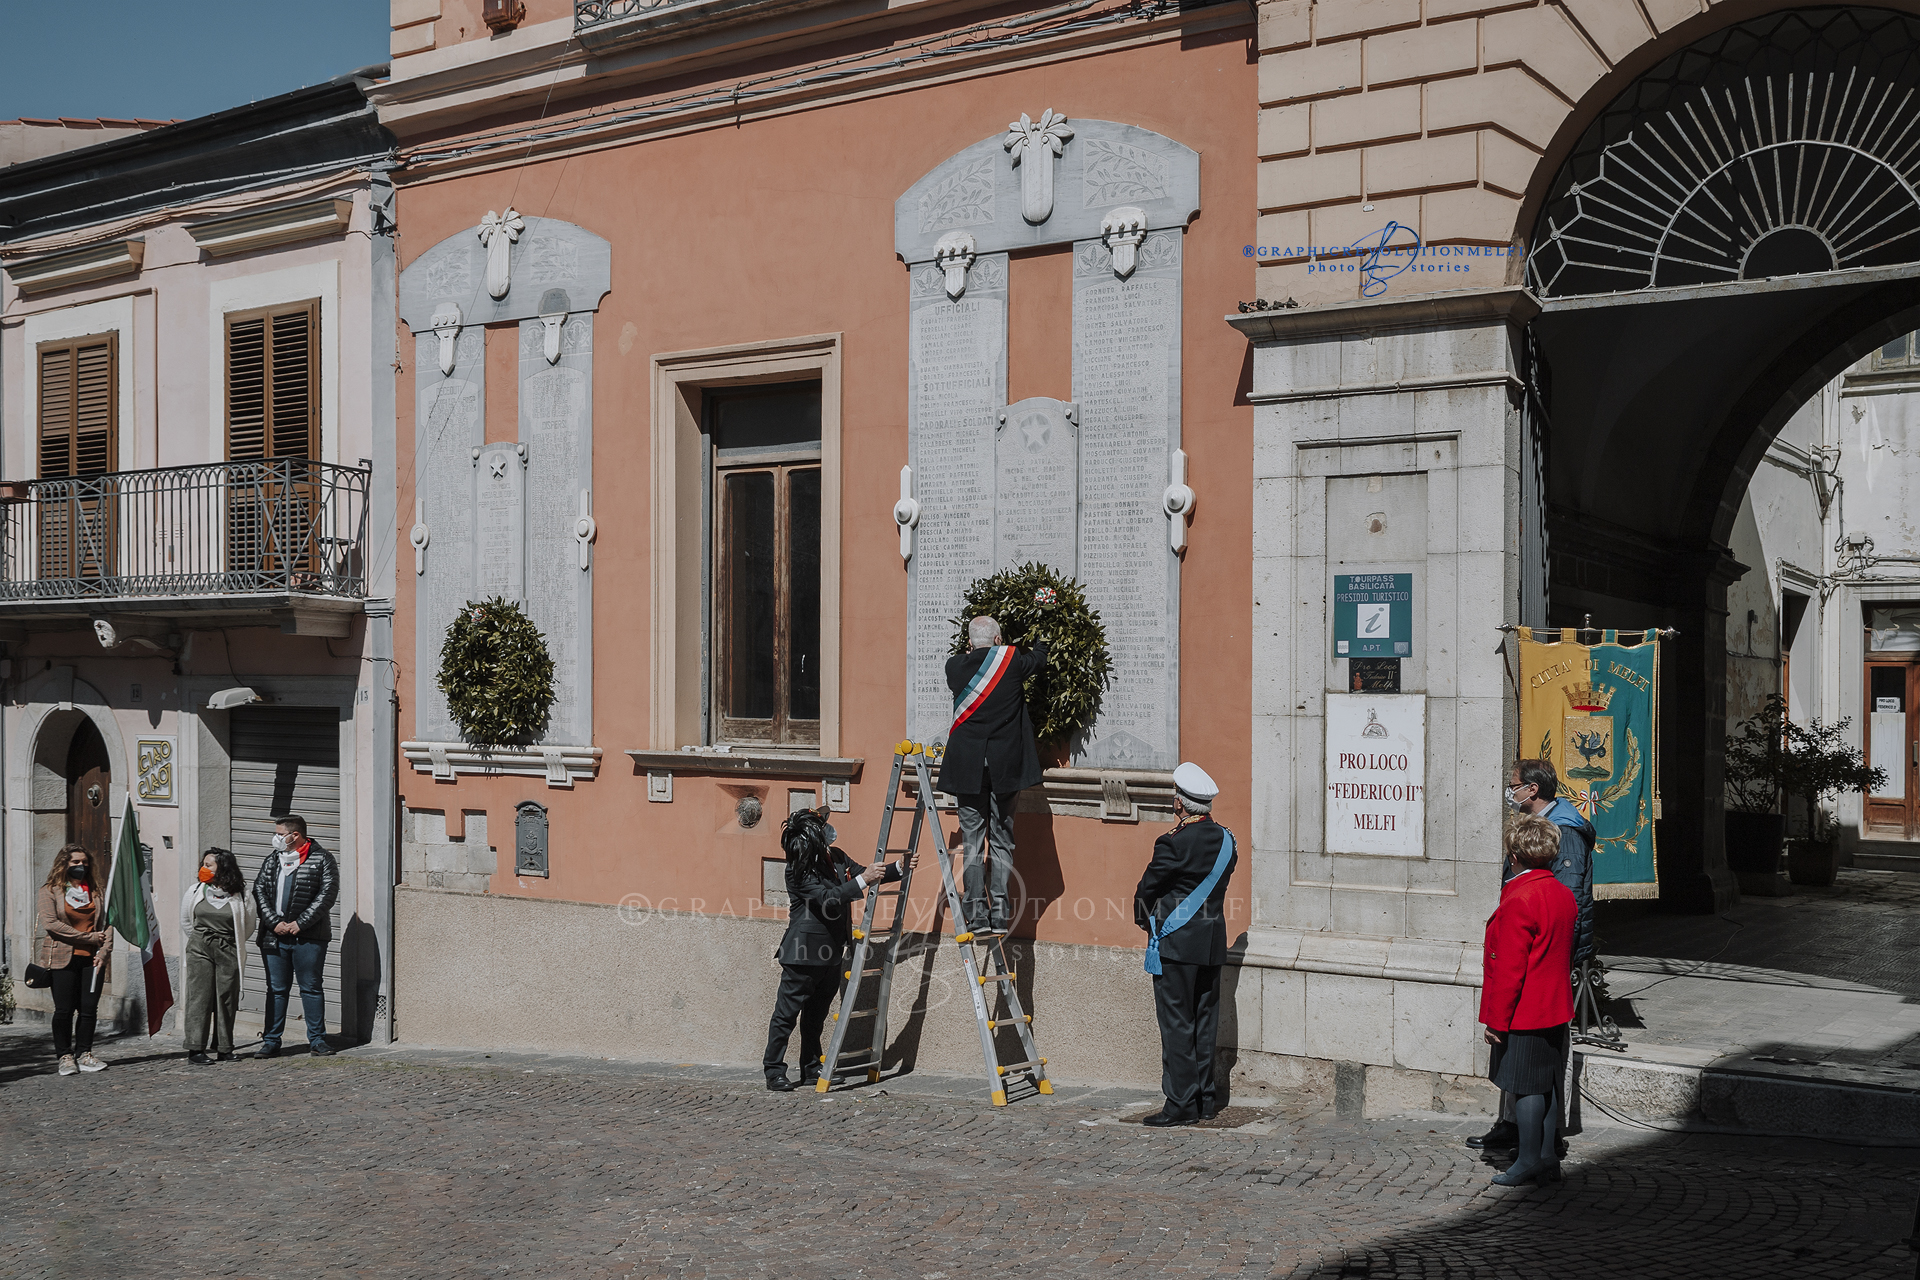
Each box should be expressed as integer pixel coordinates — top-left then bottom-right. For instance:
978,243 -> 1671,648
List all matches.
1145,827 -> 1235,976
951,645 -> 1016,733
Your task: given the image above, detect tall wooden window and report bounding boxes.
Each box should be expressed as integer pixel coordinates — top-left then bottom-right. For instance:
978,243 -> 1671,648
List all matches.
37,333 -> 119,580
225,301 -> 319,583
709,382 -> 821,747
226,300 -> 319,462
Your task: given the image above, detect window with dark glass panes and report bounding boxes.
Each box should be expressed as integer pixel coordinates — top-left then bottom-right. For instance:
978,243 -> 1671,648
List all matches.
708,382 -> 821,747
1876,332 -> 1920,369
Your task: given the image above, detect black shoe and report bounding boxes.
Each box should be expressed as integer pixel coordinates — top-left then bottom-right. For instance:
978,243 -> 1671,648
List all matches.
1142,1109 -> 1196,1128
252,1045 -> 281,1059
187,1051 -> 214,1065
799,1074 -> 822,1089
1467,1122 -> 1518,1150
1199,1104 -> 1219,1121
1555,1138 -> 1569,1159
766,1074 -> 795,1092
308,1040 -> 337,1057
215,1052 -> 234,1062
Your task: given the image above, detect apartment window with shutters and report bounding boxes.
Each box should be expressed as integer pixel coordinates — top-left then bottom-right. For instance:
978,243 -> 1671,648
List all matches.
225,300 -> 319,583
226,300 -> 319,461
708,382 -> 821,747
36,333 -> 119,580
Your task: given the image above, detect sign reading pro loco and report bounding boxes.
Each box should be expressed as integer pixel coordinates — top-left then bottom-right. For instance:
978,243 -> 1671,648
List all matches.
1324,693 -> 1425,857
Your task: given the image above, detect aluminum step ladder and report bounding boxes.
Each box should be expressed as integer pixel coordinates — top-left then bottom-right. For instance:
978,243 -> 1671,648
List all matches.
816,741 -> 1054,1106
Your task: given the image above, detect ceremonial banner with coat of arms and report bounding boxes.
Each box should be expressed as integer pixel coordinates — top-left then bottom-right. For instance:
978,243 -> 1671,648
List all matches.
1515,628 -> 1661,899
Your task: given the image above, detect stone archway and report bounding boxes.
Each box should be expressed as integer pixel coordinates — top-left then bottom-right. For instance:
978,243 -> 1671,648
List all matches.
12,672 -> 131,904
1515,10 -> 1920,909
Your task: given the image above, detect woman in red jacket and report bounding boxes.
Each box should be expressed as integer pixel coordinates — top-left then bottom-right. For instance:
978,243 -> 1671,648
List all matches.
1481,813 -> 1578,1186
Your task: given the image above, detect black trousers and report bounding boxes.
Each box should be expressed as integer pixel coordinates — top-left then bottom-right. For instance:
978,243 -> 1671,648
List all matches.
764,961 -> 840,1078
1152,961 -> 1221,1120
49,958 -> 101,1057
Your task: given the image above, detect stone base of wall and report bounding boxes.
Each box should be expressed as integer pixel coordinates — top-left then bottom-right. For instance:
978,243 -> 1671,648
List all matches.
394,886 -> 1167,1087
1229,1047 -> 1498,1118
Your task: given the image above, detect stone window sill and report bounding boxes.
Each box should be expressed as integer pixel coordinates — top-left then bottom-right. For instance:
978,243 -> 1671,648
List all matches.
624,748 -> 863,780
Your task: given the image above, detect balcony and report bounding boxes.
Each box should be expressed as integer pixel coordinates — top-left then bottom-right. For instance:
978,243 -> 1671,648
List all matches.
0,459 -> 370,636
573,0 -> 825,51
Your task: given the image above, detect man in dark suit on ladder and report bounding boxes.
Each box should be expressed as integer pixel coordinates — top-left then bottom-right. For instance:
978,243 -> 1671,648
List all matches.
936,615 -> 1047,935
1135,762 -> 1237,1127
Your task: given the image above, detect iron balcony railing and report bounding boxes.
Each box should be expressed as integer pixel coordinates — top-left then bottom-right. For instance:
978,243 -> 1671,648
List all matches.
0,458 -> 370,602
575,0 -> 686,30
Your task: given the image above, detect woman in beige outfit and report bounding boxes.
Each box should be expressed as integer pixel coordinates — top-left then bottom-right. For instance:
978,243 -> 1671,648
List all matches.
37,843 -> 114,1076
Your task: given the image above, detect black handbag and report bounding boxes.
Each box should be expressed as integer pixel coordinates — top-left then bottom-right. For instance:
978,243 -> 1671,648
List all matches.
21,963 -> 52,989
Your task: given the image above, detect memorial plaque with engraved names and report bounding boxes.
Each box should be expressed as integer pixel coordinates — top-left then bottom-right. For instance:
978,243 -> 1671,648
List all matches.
518,315 -> 594,746
414,329 -> 484,741
995,397 -> 1078,576
473,443 -> 526,602
1070,231 -> 1182,771
905,253 -> 1007,749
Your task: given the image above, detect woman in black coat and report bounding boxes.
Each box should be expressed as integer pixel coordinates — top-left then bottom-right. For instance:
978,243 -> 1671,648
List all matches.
761,809 -> 906,1092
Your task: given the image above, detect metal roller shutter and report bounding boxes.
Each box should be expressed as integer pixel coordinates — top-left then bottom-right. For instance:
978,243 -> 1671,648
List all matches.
232,707 -> 342,1035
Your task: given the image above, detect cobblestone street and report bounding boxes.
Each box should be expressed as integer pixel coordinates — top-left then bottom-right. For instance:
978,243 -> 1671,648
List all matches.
3,1027 -> 1915,1280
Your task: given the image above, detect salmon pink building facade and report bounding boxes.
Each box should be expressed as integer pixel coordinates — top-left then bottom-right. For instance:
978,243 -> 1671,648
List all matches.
375,0 -> 1258,1082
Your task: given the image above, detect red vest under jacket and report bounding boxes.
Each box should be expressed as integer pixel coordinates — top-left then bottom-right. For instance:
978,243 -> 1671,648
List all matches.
1479,868 -> 1577,1032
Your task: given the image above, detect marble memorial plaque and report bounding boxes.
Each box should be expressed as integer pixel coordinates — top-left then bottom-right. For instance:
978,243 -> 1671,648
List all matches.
896,120 -> 1200,264
472,443 -> 525,602
518,316 -> 594,746
906,253 -> 1007,750
412,328 -> 484,742
399,217 -> 611,331
1070,230 -> 1182,770
995,397 -> 1077,576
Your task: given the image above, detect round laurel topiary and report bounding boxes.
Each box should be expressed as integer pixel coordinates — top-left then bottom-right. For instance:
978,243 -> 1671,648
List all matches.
949,562 -> 1110,745
438,597 -> 556,745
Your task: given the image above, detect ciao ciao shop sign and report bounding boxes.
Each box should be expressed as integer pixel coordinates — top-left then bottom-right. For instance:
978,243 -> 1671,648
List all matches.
1325,694 -> 1425,857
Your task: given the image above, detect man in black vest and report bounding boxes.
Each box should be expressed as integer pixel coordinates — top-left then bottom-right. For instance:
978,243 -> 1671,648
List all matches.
937,616 -> 1047,934
1134,762 -> 1236,1127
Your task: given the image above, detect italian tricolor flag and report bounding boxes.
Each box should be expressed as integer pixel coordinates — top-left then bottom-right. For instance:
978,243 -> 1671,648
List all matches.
101,797 -> 174,1035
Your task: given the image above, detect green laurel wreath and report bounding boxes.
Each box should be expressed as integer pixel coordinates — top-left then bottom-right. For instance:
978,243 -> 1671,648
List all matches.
949,563 -> 1110,744
438,597 -> 556,745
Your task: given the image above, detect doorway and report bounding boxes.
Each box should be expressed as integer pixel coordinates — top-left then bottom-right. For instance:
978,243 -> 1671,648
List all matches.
1866,659 -> 1919,839
65,717 -> 111,861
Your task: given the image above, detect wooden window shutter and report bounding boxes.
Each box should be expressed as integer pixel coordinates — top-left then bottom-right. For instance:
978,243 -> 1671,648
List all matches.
37,334 -> 119,479
225,299 -> 319,461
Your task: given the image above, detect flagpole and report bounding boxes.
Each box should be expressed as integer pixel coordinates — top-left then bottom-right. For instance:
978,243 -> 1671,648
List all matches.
90,806 -> 124,997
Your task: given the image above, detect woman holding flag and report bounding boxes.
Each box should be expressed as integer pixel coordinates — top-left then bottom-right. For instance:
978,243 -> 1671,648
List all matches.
36,844 -> 114,1076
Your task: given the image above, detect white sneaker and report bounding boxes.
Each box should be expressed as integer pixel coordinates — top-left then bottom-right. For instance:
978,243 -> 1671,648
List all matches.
77,1053 -> 106,1073
56,1055 -> 77,1076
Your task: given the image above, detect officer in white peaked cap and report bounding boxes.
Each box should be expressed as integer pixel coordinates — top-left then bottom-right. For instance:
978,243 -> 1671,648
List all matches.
1133,761 -> 1237,1126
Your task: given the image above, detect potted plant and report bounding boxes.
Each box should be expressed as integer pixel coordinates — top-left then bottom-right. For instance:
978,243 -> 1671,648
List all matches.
1724,694 -> 1885,888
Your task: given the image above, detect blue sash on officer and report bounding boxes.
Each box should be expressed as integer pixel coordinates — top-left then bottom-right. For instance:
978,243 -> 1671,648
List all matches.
1144,828 -> 1235,975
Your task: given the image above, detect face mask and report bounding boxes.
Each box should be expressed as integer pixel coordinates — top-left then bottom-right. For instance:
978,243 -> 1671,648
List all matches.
198,866 -> 216,884
1505,786 -> 1527,811
823,824 -> 838,846
272,834 -> 288,852
66,863 -> 85,880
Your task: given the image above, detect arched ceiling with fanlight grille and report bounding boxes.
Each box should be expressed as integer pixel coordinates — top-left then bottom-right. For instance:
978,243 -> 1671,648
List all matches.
1527,9 -> 1920,298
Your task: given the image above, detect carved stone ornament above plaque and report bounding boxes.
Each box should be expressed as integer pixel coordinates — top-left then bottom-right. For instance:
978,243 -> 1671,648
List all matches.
399,216 -> 612,332
897,119 -> 1198,264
